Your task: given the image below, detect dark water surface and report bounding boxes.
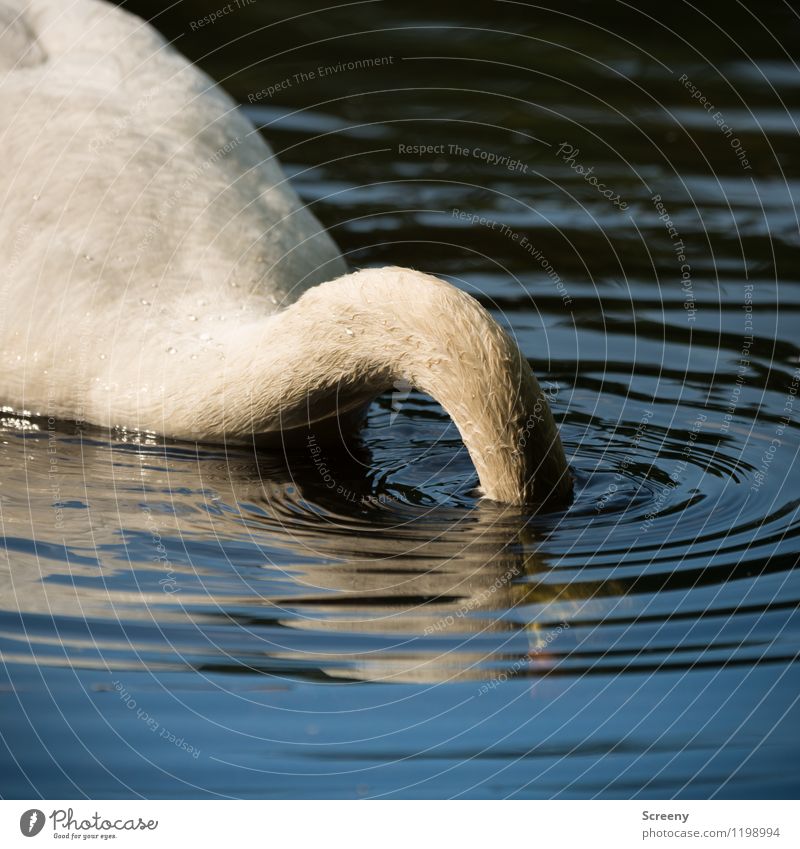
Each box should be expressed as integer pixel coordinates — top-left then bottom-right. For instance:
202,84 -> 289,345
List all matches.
2,0 -> 800,798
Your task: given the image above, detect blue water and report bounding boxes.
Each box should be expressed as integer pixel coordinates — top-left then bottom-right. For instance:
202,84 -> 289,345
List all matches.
1,0 -> 799,799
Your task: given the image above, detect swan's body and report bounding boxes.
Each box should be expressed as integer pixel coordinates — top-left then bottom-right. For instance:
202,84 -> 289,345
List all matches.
0,0 -> 571,505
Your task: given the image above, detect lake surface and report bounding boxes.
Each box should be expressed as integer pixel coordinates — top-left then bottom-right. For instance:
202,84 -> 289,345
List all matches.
1,0 -> 799,799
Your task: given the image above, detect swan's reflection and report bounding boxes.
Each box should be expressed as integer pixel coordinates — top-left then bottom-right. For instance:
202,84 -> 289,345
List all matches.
0,421 -> 576,683
270,542 -> 570,683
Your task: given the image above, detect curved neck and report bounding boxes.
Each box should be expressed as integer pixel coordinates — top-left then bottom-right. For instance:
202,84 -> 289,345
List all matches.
168,267 -> 572,506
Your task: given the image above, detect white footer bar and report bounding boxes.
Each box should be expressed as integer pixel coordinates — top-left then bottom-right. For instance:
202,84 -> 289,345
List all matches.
1,800 -> 795,848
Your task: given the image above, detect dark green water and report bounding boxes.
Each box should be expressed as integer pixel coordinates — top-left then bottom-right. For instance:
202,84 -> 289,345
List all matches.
1,0 -> 799,798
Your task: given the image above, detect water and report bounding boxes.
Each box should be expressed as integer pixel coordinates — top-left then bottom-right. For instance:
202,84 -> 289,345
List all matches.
2,0 -> 799,798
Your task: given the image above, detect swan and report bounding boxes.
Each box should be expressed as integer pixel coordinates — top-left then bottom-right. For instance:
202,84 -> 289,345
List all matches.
0,0 -> 571,506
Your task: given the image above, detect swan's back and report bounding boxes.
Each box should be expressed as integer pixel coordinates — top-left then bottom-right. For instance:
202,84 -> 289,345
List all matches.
0,0 -> 345,329
0,2 -> 44,69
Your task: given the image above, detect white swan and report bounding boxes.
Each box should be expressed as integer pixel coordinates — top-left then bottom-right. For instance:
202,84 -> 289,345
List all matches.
0,0 -> 571,505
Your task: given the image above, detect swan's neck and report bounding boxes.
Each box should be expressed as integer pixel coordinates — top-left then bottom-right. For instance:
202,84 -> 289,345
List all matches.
161,267 -> 572,506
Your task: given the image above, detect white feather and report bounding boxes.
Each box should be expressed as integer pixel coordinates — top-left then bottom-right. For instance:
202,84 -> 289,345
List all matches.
0,0 -> 571,505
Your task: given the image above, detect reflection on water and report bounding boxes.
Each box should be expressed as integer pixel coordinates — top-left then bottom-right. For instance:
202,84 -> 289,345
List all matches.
1,0 -> 800,799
